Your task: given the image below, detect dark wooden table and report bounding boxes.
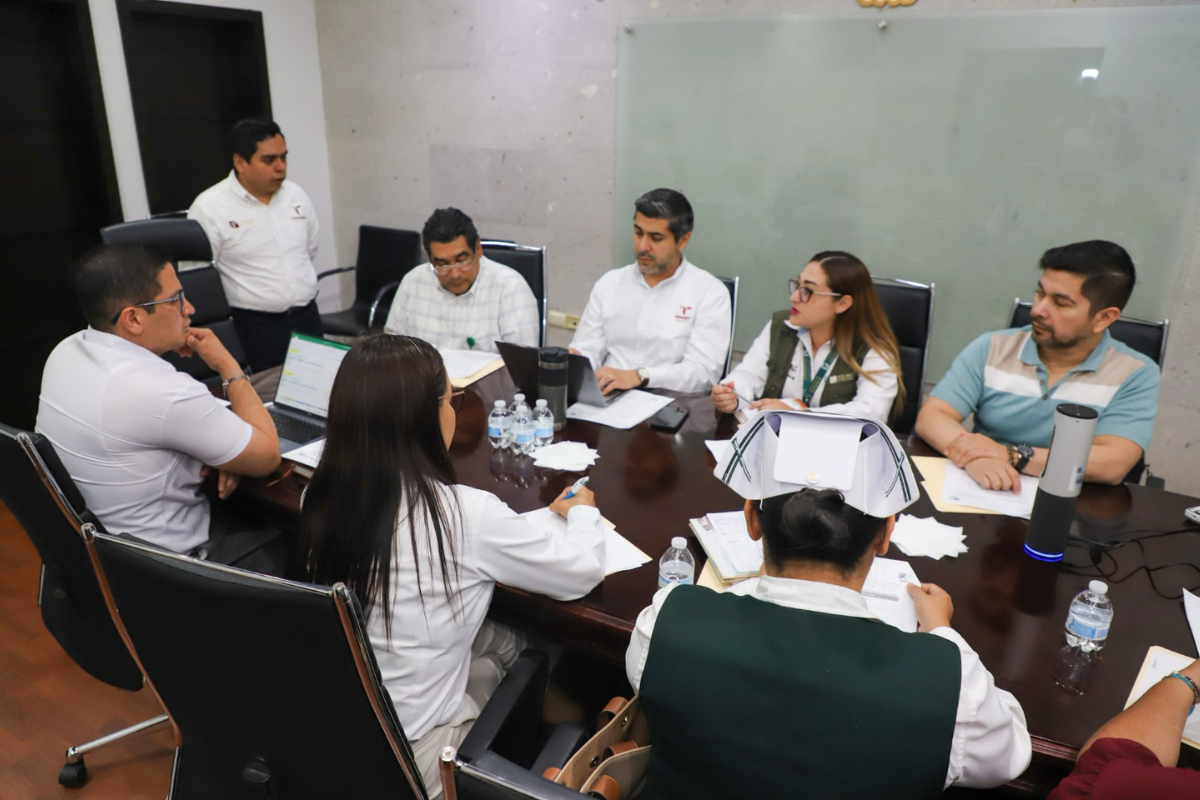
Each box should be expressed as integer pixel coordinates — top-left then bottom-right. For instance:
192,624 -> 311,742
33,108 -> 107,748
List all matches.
245,367 -> 1200,794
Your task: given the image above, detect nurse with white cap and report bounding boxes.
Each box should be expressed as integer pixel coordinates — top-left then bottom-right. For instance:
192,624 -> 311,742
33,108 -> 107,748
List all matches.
624,411 -> 1031,800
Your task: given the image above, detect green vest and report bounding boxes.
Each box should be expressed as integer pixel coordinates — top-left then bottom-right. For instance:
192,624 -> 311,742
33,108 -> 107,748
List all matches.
762,310 -> 868,407
638,585 -> 961,800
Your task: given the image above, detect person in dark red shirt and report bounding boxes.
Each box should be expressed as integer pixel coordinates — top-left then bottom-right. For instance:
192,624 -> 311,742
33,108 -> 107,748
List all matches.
1050,657 -> 1200,798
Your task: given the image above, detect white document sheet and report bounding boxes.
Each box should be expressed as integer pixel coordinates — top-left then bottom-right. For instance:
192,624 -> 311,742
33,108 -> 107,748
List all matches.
282,437 -> 325,468
942,462 -> 1039,518
439,349 -> 503,383
1127,646 -> 1200,747
566,390 -> 673,429
1183,589 -> 1200,655
861,557 -> 921,632
699,511 -> 764,576
773,413 -> 863,491
520,507 -> 651,576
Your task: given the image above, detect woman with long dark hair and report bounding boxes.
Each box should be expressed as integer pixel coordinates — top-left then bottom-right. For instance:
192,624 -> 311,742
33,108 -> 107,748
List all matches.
710,250 -> 903,424
299,334 -> 605,794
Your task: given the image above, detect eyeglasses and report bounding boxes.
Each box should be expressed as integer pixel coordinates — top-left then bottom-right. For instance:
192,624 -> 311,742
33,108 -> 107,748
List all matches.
429,255 -> 477,276
443,389 -> 466,413
111,289 -> 187,325
788,279 -> 842,304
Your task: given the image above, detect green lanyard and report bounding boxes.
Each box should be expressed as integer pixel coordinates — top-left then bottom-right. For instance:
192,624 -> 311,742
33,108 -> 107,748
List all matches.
801,346 -> 839,406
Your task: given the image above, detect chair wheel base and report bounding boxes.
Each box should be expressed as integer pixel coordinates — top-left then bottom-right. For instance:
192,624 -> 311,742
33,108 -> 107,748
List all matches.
59,760 -> 88,788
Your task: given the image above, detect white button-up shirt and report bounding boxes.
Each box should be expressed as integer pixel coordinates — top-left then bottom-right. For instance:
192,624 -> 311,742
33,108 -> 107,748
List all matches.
570,259 -> 731,394
372,485 -> 604,740
723,321 -> 899,424
382,256 -> 539,353
188,172 -> 320,312
35,329 -> 252,554
627,575 -> 1031,790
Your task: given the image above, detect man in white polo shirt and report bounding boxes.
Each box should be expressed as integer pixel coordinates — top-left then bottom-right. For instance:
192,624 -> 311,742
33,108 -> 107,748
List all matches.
383,207 -> 539,352
36,243 -> 284,571
570,188 -> 731,395
188,118 -> 322,371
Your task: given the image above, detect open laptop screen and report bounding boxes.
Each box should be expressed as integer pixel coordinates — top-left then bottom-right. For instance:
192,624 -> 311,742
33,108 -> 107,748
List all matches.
274,333 -> 350,417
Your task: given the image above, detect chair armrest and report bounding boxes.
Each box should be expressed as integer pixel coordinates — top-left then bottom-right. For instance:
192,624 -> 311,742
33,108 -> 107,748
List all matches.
458,649 -> 549,767
368,280 -> 403,331
464,751 -> 589,799
530,722 -> 589,775
316,265 -> 356,281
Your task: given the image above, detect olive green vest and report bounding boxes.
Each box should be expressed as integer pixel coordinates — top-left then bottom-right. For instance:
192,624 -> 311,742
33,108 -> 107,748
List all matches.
762,309 -> 868,407
638,585 -> 961,800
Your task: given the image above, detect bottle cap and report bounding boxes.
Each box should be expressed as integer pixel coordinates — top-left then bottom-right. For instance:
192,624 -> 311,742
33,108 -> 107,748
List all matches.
536,398 -> 547,406
514,393 -> 525,401
1088,580 -> 1108,595
494,400 -> 506,408
671,536 -> 687,550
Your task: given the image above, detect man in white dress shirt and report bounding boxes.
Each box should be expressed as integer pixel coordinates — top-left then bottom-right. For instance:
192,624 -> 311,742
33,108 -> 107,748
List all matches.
37,243 -> 285,572
188,118 -> 323,371
569,188 -> 731,395
383,207 -> 539,353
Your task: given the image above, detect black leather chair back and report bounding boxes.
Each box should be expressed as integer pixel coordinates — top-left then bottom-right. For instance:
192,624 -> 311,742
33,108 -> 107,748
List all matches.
160,267 -> 249,384
100,219 -> 213,263
441,751 -> 589,800
481,241 -> 548,346
718,276 -> 739,376
1008,301 -> 1168,367
320,225 -> 423,336
89,530 -> 426,799
872,278 -> 934,435
0,423 -> 143,692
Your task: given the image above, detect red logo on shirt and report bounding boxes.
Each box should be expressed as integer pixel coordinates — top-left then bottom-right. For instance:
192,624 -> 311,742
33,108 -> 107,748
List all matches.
228,220 -> 239,228
675,305 -> 692,321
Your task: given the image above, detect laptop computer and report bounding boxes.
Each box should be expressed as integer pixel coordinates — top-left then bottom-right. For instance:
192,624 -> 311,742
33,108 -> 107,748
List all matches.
267,333 -> 351,453
495,341 -> 625,408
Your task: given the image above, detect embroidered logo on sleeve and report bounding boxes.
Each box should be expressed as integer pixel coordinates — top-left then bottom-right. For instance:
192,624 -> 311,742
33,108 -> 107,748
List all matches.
675,304 -> 693,321
290,204 -> 307,220
229,220 -> 239,228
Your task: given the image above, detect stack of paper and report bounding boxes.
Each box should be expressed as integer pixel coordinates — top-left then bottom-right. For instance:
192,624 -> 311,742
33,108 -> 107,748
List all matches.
1127,646 -> 1200,748
689,511 -> 763,581
520,507 -> 651,576
889,514 -> 968,560
566,390 -> 673,429
439,349 -> 504,388
532,441 -> 599,471
911,456 -> 1038,518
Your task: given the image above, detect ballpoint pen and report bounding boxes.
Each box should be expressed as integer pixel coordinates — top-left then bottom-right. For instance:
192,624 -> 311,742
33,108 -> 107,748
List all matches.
562,476 -> 590,499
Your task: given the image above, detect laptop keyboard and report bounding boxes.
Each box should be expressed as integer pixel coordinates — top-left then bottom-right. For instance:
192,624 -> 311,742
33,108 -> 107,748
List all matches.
269,409 -> 324,444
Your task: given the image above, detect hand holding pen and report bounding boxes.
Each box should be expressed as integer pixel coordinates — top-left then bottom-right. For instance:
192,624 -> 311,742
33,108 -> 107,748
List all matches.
550,476 -> 595,516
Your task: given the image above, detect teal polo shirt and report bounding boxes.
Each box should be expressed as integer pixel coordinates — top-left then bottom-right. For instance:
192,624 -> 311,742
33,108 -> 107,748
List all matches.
930,327 -> 1159,451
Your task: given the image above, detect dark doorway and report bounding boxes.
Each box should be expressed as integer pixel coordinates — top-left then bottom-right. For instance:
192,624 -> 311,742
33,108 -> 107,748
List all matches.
0,0 -> 122,430
118,0 -> 271,216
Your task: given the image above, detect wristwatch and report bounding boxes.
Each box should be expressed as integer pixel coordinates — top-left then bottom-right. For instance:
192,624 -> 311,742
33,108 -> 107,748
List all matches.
222,372 -> 249,398
636,368 -> 650,388
1007,443 -> 1033,472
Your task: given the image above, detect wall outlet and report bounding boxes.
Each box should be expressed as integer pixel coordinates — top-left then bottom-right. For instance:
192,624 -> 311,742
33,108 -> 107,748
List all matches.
548,310 -> 580,330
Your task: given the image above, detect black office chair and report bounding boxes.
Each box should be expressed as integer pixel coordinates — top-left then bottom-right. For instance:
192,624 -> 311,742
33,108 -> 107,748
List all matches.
873,277 -> 935,435
717,275 -> 740,377
99,219 -> 251,386
0,423 -> 168,788
481,240 -> 548,347
317,225 -> 423,336
86,527 -> 563,799
1008,300 -> 1169,368
441,749 -> 589,800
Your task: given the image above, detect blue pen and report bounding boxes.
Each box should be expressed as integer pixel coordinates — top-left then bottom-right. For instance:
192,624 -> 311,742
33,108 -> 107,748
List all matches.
562,476 -> 589,499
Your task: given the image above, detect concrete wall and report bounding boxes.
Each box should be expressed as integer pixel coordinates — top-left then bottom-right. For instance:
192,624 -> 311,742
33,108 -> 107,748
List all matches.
89,0 -> 341,309
314,0 -> 1200,495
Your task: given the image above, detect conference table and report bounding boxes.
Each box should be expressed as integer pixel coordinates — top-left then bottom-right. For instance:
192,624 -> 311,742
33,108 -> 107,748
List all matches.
244,366 -> 1200,795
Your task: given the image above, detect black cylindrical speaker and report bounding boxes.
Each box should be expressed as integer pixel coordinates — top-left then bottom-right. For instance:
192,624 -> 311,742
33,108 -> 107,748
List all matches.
1024,403 -> 1099,562
537,346 -> 569,431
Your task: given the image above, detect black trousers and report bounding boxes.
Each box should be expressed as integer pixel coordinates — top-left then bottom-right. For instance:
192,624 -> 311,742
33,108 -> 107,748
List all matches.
230,300 -> 323,372
192,495 -> 290,577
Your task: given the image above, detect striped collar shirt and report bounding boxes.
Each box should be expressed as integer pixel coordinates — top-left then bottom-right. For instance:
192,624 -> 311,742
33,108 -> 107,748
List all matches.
382,256 -> 539,353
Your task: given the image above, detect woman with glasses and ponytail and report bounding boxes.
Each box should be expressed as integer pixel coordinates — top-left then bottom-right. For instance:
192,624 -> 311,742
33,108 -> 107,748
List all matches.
299,334 -> 605,797
710,250 -> 903,425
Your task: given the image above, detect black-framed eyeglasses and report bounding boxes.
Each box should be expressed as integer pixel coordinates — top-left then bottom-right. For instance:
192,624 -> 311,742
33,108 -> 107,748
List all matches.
444,389 -> 466,413
429,254 -> 477,276
788,279 -> 842,304
111,289 -> 187,325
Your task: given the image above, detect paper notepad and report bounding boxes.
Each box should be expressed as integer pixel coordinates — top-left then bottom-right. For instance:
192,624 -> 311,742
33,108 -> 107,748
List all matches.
1126,646 -> 1200,749
439,349 -> 504,389
689,511 -> 763,581
911,456 -> 1037,517
520,507 -> 651,576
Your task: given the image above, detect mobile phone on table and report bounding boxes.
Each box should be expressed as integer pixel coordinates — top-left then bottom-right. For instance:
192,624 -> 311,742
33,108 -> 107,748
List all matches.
650,405 -> 689,433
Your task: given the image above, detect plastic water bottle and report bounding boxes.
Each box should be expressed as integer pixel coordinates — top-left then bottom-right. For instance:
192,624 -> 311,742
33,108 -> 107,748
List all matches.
509,394 -> 530,449
1064,580 -> 1113,652
533,399 -> 554,448
487,400 -> 510,450
657,536 -> 695,589
510,402 -> 536,455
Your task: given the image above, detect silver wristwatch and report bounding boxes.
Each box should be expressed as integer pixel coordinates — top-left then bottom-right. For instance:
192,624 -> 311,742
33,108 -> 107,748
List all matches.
636,367 -> 650,388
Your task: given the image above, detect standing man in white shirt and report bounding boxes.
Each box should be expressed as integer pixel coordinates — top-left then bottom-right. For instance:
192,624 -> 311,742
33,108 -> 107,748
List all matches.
188,118 -> 322,371
383,207 -> 539,353
569,188 -> 731,395
37,243 -> 285,572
